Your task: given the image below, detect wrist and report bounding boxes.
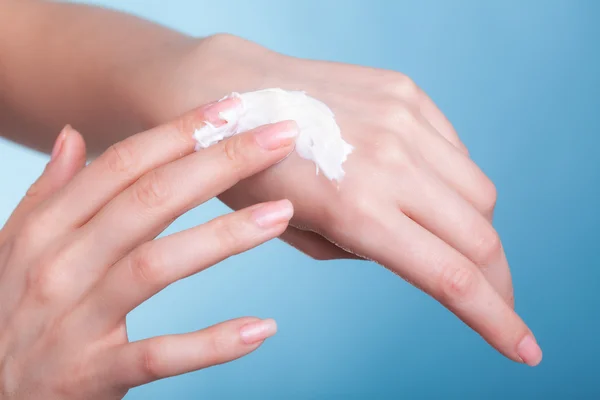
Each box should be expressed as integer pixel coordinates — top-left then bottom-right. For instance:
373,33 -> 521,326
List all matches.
117,35 -> 201,131
128,33 -> 284,130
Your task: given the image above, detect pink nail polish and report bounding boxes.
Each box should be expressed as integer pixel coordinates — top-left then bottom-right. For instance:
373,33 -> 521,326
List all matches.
240,319 -> 278,344
254,121 -> 299,150
517,334 -> 543,367
51,125 -> 70,161
252,200 -> 294,228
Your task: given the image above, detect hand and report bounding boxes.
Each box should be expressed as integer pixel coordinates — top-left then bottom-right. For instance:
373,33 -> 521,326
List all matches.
0,101 -> 297,399
138,34 -> 542,366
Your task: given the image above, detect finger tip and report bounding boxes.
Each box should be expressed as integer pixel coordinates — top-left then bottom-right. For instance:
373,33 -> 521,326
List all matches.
239,318 -> 278,345
517,334 -> 543,367
60,126 -> 88,167
282,199 -> 294,218
263,318 -> 278,335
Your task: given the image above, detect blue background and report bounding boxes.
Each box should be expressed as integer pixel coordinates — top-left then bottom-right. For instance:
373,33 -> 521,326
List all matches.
1,0 -> 598,398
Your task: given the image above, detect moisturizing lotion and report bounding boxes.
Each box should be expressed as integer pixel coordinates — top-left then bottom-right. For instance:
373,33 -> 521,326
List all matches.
193,88 -> 353,182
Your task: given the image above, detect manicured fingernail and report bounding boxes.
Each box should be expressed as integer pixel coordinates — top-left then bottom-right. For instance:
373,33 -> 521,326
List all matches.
240,319 -> 278,344
51,125 -> 70,161
252,199 -> 294,228
254,121 -> 299,150
517,335 -> 543,367
202,97 -> 241,126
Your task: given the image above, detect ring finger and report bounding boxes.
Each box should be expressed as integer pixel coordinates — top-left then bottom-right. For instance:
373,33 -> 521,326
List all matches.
71,200 -> 293,335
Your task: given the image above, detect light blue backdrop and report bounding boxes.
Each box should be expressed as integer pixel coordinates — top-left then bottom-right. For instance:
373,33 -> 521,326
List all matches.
1,0 -> 598,398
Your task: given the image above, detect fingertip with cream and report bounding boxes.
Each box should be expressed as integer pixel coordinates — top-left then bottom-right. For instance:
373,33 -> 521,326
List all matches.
254,120 -> 299,151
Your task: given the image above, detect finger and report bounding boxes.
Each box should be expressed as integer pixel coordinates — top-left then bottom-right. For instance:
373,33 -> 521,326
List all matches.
0,125 -> 86,241
106,317 -> 277,388
351,212 -> 541,366
400,167 -> 513,305
73,120 -> 297,286
415,115 -> 497,221
41,98 -> 241,233
279,226 -> 363,260
72,200 -> 292,333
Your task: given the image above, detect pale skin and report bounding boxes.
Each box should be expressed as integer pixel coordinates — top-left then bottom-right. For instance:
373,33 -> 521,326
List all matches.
0,0 -> 542,397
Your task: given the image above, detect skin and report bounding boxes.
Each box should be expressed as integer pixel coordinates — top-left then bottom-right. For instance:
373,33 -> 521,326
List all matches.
0,0 -> 543,396
0,103 -> 299,399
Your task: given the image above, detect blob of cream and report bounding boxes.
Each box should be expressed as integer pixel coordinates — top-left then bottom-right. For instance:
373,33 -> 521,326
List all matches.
193,88 -> 353,182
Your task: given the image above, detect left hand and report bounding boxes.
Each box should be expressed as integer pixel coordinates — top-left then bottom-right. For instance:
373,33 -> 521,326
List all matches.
130,34 -> 543,366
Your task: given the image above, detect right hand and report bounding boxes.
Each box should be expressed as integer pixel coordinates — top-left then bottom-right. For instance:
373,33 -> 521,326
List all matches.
0,98 -> 297,399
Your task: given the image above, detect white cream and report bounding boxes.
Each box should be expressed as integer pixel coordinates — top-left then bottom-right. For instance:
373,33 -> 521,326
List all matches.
193,88 -> 353,182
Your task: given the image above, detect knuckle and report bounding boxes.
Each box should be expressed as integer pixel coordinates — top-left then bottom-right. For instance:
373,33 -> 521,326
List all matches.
377,100 -> 418,129
397,104 -> 419,127
16,215 -> 40,245
206,331 -> 230,361
221,136 -> 248,178
473,229 -> 502,266
439,264 -> 478,303
142,340 -> 165,381
349,193 -> 374,216
223,135 -> 243,162
478,179 -> 498,214
458,142 -> 470,156
104,140 -> 138,176
335,193 -> 377,232
213,217 -> 244,252
26,258 -> 68,304
169,120 -> 196,148
370,134 -> 421,175
133,169 -> 171,210
195,33 -> 238,56
13,210 -> 55,252
372,134 -> 404,165
24,179 -> 44,202
128,246 -> 165,287
389,74 -> 421,102
53,374 -> 79,398
170,111 -> 198,144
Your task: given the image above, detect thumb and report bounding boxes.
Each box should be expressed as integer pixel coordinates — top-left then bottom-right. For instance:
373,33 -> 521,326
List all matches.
0,125 -> 87,240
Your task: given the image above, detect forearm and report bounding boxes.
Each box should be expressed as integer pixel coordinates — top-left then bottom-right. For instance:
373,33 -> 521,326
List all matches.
0,0 -> 197,156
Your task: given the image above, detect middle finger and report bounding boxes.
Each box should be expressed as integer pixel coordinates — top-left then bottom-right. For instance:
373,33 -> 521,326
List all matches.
399,166 -> 513,305
71,121 -> 298,290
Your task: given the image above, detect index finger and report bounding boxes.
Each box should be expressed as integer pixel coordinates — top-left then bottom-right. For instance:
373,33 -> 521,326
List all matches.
348,213 -> 542,366
40,97 -> 241,232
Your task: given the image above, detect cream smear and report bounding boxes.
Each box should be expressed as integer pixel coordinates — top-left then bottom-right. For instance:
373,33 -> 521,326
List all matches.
193,88 -> 353,182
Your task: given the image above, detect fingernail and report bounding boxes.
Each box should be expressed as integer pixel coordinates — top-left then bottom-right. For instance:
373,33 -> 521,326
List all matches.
51,125 -> 70,161
252,199 -> 293,228
517,334 -> 543,367
254,121 -> 299,150
202,96 -> 241,126
240,319 -> 278,344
